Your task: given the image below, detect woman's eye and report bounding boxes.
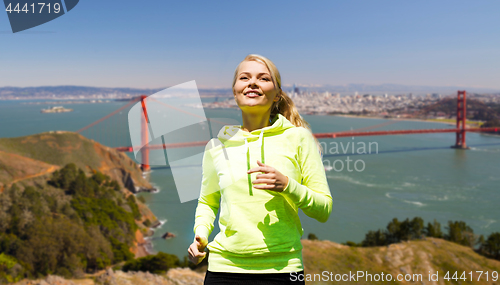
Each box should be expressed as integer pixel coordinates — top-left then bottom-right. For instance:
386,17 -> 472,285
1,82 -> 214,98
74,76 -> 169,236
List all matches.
240,77 -> 248,80
261,78 -> 270,81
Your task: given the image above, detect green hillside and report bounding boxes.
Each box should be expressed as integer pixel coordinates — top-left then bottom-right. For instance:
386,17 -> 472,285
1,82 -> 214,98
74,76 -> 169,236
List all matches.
0,132 -> 161,283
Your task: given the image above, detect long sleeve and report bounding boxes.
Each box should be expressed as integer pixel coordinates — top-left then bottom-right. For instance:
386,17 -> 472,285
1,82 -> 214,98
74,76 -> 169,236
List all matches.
193,142 -> 221,239
282,127 -> 333,223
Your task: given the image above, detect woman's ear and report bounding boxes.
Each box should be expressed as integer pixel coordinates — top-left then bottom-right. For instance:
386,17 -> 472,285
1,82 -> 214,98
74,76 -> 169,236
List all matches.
273,89 -> 283,102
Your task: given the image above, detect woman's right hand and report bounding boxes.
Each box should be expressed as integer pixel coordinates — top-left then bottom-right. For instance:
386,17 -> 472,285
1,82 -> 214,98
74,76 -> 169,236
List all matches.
187,235 -> 208,265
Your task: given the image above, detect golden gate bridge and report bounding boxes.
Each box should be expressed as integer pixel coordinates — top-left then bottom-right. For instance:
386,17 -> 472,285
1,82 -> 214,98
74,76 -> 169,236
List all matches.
76,91 -> 499,171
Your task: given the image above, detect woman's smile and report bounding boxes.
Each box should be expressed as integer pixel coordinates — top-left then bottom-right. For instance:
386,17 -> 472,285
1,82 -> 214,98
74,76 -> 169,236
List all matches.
244,89 -> 262,98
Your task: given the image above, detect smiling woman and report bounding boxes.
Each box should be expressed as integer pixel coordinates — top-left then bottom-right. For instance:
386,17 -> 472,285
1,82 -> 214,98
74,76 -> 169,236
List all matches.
188,54 -> 333,284
232,60 -> 280,122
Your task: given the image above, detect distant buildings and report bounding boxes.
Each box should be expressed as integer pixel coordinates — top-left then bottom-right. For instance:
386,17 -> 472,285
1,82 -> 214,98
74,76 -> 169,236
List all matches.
202,91 -> 500,120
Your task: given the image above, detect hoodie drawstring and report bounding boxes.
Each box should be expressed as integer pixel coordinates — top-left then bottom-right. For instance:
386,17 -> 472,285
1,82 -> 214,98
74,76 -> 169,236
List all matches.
258,131 -> 265,164
246,138 -> 252,196
244,131 -> 265,196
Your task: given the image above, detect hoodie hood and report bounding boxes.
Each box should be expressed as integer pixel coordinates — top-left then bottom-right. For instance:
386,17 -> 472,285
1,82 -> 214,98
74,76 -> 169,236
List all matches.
216,113 -> 295,196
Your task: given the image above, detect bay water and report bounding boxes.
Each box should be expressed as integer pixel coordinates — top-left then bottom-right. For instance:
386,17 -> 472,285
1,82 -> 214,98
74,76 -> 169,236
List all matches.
1,100 -> 499,259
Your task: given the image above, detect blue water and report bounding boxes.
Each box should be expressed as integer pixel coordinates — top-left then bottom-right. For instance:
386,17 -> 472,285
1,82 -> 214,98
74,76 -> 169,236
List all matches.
1,100 -> 499,259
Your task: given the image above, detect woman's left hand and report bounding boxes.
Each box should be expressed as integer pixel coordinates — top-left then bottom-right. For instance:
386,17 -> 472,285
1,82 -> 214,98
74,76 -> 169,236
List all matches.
247,160 -> 289,192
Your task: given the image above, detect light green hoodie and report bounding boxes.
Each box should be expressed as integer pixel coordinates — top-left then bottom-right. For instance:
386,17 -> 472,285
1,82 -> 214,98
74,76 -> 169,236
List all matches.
193,114 -> 332,273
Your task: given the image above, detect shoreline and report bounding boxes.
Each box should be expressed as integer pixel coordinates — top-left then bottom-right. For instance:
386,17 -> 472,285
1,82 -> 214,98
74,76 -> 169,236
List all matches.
194,106 -> 487,128
136,219 -> 169,257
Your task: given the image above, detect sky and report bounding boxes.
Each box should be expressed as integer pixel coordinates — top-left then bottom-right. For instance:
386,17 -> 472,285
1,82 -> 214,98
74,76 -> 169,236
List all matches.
1,0 -> 499,90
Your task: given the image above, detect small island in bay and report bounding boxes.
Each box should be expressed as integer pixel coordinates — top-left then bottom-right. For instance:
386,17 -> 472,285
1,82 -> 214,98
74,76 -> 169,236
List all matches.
41,106 -> 73,113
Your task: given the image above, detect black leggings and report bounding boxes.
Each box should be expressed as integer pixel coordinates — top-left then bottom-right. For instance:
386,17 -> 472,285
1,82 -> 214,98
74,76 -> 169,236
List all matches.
204,270 -> 306,285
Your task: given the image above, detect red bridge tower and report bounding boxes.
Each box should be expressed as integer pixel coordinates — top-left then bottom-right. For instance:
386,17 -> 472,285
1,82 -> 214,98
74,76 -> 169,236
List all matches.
452,90 -> 468,149
140,95 -> 151,171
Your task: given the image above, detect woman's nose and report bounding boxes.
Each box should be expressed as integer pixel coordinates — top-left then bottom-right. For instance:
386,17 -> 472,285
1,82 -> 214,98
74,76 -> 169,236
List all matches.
248,77 -> 258,87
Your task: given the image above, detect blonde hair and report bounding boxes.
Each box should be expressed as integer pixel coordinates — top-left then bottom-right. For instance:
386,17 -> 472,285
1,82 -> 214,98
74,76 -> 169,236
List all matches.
232,54 -> 323,155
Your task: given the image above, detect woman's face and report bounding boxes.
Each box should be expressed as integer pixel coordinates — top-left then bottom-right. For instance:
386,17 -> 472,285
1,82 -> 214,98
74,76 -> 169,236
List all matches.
233,60 -> 279,113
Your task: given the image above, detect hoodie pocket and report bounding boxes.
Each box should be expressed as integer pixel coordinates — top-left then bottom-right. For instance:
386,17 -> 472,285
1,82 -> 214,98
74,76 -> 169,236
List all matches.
218,196 -> 302,254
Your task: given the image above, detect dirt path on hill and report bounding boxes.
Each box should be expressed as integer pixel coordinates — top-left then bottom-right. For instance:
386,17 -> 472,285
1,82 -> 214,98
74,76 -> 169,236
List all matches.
8,165 -> 59,186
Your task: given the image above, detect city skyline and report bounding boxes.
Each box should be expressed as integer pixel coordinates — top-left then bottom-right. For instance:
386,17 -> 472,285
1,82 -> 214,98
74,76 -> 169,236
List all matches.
1,1 -> 499,89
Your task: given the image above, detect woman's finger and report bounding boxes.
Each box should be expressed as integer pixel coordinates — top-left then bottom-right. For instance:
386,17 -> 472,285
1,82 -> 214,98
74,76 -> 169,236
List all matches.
188,248 -> 195,262
191,243 -> 200,255
247,167 -> 263,174
256,160 -> 266,166
256,161 -> 275,171
255,173 -> 275,179
247,166 -> 273,174
253,184 -> 280,190
252,178 -> 276,184
191,241 -> 206,256
188,245 -> 196,256
188,243 -> 207,264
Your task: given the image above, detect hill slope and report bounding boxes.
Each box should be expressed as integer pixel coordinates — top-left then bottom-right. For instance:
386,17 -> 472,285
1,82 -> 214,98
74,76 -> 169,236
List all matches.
11,238 -> 500,285
302,238 -> 500,285
0,150 -> 58,186
0,131 -> 151,193
0,132 -> 162,282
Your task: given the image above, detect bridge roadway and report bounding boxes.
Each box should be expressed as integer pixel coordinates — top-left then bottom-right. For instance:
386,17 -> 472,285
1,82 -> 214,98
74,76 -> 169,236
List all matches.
114,127 -> 499,152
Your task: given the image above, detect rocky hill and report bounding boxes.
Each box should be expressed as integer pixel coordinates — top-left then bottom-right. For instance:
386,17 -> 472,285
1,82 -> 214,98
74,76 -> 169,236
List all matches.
0,132 -> 159,252
11,238 -> 500,285
0,131 -> 151,193
0,132 -> 163,283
